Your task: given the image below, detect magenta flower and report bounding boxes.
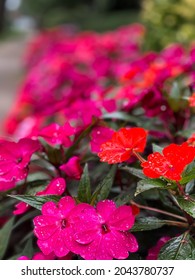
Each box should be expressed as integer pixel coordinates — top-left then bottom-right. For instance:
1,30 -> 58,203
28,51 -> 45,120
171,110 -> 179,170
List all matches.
0,138 -> 40,189
36,177 -> 66,196
13,202 -> 30,215
18,252 -> 55,260
90,126 -> 115,153
146,236 -> 171,260
71,200 -> 138,260
38,123 -> 75,147
33,196 -> 88,257
60,157 -> 83,180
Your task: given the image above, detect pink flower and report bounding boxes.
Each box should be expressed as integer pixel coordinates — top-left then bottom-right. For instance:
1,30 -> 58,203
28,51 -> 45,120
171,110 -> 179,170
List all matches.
33,196 -> 88,257
38,123 -> 75,147
146,236 -> 171,260
60,157 -> 83,180
13,202 -> 30,215
70,200 -> 138,260
36,177 -> 66,196
18,252 -> 55,260
0,138 -> 40,189
90,126 -> 115,153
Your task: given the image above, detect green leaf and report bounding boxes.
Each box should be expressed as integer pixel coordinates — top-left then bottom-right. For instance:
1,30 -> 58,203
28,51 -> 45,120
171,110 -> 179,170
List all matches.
131,217 -> 167,232
8,195 -> 60,210
119,166 -> 146,179
91,165 -> 117,204
158,232 -> 195,260
77,164 -> 91,203
167,82 -> 181,112
103,112 -> 141,124
180,167 -> 195,184
135,178 -> 172,196
114,192 -> 134,207
20,238 -> 34,259
0,217 -> 14,259
176,195 -> 195,218
13,210 -> 39,230
152,143 -> 163,153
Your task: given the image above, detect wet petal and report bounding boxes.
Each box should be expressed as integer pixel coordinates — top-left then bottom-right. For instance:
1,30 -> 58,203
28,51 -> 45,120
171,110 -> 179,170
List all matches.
109,205 -> 135,230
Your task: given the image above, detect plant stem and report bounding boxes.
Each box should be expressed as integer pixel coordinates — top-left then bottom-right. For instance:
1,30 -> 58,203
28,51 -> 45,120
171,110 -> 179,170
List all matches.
133,151 -> 146,163
130,200 -> 187,222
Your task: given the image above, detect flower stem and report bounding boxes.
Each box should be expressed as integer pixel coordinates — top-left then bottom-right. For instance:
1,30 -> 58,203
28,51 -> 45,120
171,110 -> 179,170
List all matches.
130,200 -> 187,222
132,151 -> 146,163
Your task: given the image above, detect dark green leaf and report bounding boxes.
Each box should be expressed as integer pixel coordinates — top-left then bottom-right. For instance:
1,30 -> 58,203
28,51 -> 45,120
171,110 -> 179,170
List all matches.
131,217 -> 167,232
114,192 -> 134,207
135,178 -> 172,196
158,232 -> 195,260
20,238 -> 34,259
180,167 -> 195,184
103,112 -> 141,124
13,210 -> 39,230
176,195 -> 195,218
119,166 -> 146,179
8,195 -> 60,210
0,217 -> 14,259
91,165 -> 117,204
77,164 -> 91,203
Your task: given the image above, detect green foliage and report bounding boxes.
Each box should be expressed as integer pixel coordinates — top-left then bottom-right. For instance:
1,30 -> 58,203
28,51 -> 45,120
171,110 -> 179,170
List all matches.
158,232 -> 195,260
0,217 -> 14,259
77,164 -> 91,203
176,195 -> 195,218
8,195 -> 60,210
141,0 -> 195,50
135,178 -> 174,196
131,217 -> 167,232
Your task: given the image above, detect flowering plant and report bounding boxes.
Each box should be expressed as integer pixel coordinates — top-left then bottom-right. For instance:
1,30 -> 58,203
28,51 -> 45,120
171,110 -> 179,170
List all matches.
1,24 -> 195,260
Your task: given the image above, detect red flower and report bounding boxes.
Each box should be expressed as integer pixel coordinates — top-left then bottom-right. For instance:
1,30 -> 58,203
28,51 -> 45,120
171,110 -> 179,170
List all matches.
98,127 -> 147,164
141,142 -> 195,181
189,93 -> 195,107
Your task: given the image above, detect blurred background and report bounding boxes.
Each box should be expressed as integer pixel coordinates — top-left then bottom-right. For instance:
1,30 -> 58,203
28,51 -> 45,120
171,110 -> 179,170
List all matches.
1,0 -> 195,122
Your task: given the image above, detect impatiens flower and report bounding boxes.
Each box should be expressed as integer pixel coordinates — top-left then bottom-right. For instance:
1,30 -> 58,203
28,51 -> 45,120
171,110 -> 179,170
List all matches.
146,236 -> 170,260
90,126 -> 115,153
141,142 -> 195,181
98,127 -> 147,164
36,177 -> 66,196
189,93 -> 195,107
33,196 -> 89,257
0,138 -> 40,189
18,252 -> 55,260
38,123 -> 75,147
70,200 -> 138,260
59,157 -> 83,180
13,202 -> 30,215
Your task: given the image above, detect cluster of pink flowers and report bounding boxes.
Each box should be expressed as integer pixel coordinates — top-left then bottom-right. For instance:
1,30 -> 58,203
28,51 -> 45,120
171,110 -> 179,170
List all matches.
1,23 -> 195,260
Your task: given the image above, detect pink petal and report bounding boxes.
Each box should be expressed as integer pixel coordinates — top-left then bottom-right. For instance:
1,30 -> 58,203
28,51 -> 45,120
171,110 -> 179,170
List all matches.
58,196 -> 76,217
109,205 -> 135,230
60,157 -> 83,180
90,126 -> 114,153
13,202 -> 30,215
37,177 -> 66,195
34,216 -> 59,240
96,200 -> 116,222
105,231 -> 130,259
122,231 -> 139,252
53,231 -> 70,257
41,201 -> 59,216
